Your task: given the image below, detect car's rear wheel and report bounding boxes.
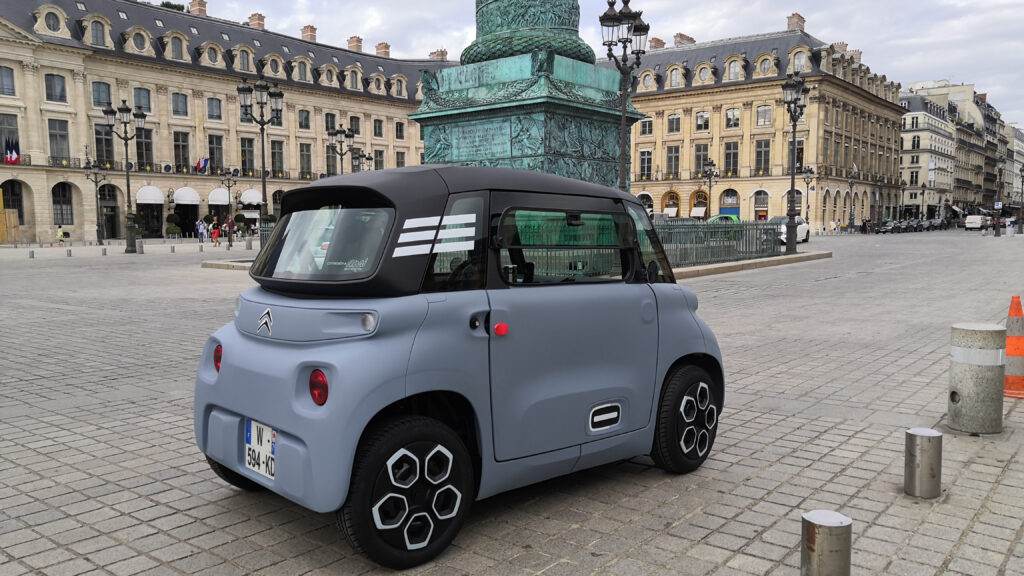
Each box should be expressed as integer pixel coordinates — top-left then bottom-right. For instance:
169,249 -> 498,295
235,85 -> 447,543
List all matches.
206,456 -> 265,491
340,416 -> 474,570
651,366 -> 720,474
804,230 -> 810,243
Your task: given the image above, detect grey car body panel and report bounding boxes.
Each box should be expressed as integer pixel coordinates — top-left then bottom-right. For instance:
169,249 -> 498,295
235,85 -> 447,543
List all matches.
195,166 -> 724,516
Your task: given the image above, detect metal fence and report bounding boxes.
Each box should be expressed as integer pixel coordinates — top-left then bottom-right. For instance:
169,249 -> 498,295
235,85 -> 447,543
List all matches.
653,221 -> 780,268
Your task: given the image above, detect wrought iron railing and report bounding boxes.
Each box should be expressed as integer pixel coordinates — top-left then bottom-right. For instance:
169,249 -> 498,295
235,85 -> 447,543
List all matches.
653,221 -> 780,268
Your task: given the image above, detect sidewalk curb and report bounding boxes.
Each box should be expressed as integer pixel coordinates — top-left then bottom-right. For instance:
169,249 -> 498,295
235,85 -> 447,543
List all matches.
201,259 -> 254,271
673,250 -> 832,279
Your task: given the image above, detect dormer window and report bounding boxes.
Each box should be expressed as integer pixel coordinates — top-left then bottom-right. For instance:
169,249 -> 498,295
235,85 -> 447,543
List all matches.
793,51 -> 807,72
207,47 -> 218,63
332,56 -> 339,63
728,61 -> 740,81
221,32 -> 230,41
298,62 -> 308,81
239,51 -> 251,71
282,45 -> 291,54
76,2 -> 86,10
253,39 -> 261,47
325,70 -> 334,83
698,67 -> 709,82
171,37 -> 183,60
396,79 -> 404,94
190,26 -> 198,35
375,77 -> 382,91
308,51 -> 314,59
759,58 -> 771,74
90,21 -> 105,46
117,10 -> 127,19
133,33 -> 146,50
269,59 -> 279,74
669,68 -> 680,87
45,12 -> 61,32
154,19 -> 164,28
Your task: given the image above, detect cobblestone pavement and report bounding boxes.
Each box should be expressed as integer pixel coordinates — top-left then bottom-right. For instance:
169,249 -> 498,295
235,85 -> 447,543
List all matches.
1,231 -> 1023,576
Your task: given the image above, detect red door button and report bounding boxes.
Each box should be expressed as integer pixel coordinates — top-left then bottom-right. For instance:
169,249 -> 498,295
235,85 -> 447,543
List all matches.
494,323 -> 509,336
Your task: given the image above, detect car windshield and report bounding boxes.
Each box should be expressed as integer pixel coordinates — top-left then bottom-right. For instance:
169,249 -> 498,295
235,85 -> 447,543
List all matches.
251,206 -> 394,281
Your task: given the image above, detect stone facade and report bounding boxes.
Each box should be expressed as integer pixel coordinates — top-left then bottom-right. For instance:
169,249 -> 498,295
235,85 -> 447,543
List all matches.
897,95 -> 955,218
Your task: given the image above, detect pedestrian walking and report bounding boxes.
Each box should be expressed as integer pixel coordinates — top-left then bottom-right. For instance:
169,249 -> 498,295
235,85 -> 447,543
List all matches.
57,225 -> 64,245
198,220 -> 207,243
211,218 -> 220,246
829,220 -> 836,235
226,218 -> 236,247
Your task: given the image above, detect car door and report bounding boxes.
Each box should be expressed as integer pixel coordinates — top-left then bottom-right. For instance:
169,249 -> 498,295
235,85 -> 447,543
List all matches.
486,192 -> 660,462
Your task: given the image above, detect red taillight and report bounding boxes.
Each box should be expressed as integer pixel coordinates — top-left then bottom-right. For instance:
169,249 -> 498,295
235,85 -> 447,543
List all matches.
309,369 -> 328,406
321,243 -> 330,250
213,345 -> 222,372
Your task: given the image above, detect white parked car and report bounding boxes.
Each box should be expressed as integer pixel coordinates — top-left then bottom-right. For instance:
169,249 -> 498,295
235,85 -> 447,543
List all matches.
964,215 -> 988,230
768,216 -> 810,243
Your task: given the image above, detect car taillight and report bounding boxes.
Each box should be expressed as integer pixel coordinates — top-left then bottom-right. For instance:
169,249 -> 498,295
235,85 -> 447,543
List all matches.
309,369 -> 328,406
213,345 -> 222,372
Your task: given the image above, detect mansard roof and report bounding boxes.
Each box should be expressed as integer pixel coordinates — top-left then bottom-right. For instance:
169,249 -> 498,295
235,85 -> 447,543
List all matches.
6,0 -> 456,103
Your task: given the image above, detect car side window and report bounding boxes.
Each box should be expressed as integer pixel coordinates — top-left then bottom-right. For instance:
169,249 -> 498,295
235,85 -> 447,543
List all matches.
496,207 -> 635,285
626,204 -> 675,283
421,192 -> 487,293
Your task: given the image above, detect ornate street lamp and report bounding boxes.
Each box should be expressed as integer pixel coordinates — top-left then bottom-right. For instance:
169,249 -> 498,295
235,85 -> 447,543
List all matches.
701,159 -> 719,220
899,179 -> 907,220
221,173 -> 238,247
1018,164 -> 1023,235
103,99 -> 147,253
360,152 -> 375,172
600,0 -> 649,192
994,159 -> 1005,237
781,72 -> 808,254
83,151 -> 107,246
802,166 -> 815,229
920,183 -> 927,221
327,127 -> 356,174
237,78 -> 283,222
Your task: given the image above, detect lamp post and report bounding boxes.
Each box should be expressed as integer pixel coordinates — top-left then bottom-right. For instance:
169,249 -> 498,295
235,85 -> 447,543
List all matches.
802,166 -> 815,229
847,174 -> 854,230
1018,164 -> 1024,235
994,159 -> 1005,237
600,0 -> 649,192
103,99 -> 147,253
237,78 -> 283,221
221,173 -> 238,247
920,183 -> 927,222
328,127 -> 356,174
899,179 -> 907,220
166,188 -> 176,238
782,72 -> 809,254
701,159 -> 719,220
83,152 -> 107,246
360,152 -> 374,172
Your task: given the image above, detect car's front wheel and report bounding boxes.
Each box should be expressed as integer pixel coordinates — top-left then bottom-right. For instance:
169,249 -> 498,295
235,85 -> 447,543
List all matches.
340,416 -> 474,570
650,366 -> 720,474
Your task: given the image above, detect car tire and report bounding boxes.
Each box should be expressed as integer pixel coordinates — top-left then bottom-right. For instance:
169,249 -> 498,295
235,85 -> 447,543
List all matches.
339,416 -> 474,570
803,231 -> 810,243
650,365 -> 720,474
206,456 -> 265,491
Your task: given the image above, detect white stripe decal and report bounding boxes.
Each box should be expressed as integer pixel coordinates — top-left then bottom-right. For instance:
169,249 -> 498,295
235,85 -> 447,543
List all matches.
393,244 -> 432,257
403,216 -> 441,229
950,346 -> 1006,366
436,227 -> 476,240
398,230 -> 437,243
432,241 -> 475,254
442,214 -> 476,225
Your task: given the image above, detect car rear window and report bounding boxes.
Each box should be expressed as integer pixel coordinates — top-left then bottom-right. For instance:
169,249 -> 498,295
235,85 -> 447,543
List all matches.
251,206 -> 394,281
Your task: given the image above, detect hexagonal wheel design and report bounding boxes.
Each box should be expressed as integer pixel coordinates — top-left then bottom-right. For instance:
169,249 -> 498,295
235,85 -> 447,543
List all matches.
403,512 -> 434,551
424,445 -> 453,485
386,448 -> 419,489
371,493 -> 408,530
651,366 -> 721,474
680,395 -> 697,423
432,485 -> 462,520
680,426 -> 697,454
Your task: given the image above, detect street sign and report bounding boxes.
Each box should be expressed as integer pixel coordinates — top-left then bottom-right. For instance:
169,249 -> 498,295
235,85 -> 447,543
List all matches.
995,202 -> 1003,209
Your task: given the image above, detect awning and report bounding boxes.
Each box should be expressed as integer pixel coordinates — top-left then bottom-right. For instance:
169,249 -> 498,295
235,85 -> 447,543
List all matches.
240,188 -> 262,205
136,185 -> 164,205
949,205 -> 964,214
664,207 -> 678,218
690,206 -> 707,218
208,188 -> 230,206
173,187 -> 200,205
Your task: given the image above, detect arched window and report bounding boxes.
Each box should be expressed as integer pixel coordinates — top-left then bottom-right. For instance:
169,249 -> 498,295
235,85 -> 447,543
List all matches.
787,190 -> 803,212
298,62 -> 307,81
90,21 -> 105,46
45,12 -> 61,32
754,191 -> 769,209
171,37 -> 183,60
326,69 -> 334,83
133,32 -> 147,51
637,193 -> 653,211
240,51 -> 250,71
793,51 -> 806,72
664,191 -> 680,217
207,47 -> 218,63
272,190 -> 283,215
52,183 -> 73,225
1,180 -> 24,225
721,189 -> 738,207
269,59 -> 279,74
728,60 -> 740,81
669,68 -> 680,87
375,78 -> 382,91
348,71 -> 359,89
396,79 -> 404,94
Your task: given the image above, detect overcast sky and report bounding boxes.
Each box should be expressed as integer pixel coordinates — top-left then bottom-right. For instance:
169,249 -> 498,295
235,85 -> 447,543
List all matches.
210,0 -> 1024,126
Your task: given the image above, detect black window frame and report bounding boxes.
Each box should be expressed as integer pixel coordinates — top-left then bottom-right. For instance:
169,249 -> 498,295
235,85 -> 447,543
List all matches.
52,182 -> 73,225
44,74 -> 67,102
91,81 -> 111,108
0,66 -> 14,96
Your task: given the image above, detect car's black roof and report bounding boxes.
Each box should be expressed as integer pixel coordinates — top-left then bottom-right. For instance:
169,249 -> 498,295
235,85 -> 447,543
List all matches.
280,166 -> 641,216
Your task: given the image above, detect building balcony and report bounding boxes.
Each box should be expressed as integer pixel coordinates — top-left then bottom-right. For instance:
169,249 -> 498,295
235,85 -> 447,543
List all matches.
48,156 -> 81,168
752,168 -> 772,177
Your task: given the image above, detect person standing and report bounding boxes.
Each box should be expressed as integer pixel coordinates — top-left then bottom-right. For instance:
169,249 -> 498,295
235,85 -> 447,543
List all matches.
57,225 -> 64,245
225,217 -> 236,247
198,220 -> 206,243
211,217 -> 220,247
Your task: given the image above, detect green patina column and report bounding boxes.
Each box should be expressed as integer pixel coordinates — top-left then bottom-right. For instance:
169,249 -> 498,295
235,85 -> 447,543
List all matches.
410,0 -> 641,189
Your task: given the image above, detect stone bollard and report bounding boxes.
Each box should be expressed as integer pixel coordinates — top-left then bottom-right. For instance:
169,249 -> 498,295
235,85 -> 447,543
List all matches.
226,245 -> 231,251
102,248 -> 107,256
801,510 -> 852,576
29,250 -> 34,259
170,245 -> 175,254
905,428 -> 942,498
245,236 -> 253,250
66,249 -> 72,257
949,323 -> 1005,434
199,244 -> 204,253
136,240 -> 145,254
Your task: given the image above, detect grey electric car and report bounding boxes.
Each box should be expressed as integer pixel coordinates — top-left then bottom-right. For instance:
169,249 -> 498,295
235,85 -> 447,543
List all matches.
194,166 -> 724,568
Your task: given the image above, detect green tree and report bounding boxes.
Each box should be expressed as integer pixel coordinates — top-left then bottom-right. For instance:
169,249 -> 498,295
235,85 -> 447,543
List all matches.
160,2 -> 185,11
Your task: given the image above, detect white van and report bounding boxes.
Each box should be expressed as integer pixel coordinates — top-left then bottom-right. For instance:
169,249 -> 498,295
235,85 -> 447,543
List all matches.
965,215 -> 987,230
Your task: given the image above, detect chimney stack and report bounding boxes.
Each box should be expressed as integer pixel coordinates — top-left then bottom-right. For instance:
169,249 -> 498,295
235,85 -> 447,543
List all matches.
247,13 -> 265,29
429,48 -> 448,60
348,36 -> 363,52
376,42 -> 391,57
648,37 -> 665,50
847,49 -> 862,63
831,41 -> 847,54
189,0 -> 207,16
302,25 -> 317,42
787,12 -> 805,31
674,33 -> 695,47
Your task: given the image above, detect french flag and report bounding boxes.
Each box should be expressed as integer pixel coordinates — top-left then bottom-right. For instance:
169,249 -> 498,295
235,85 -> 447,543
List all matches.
195,157 -> 209,173
3,138 -> 19,165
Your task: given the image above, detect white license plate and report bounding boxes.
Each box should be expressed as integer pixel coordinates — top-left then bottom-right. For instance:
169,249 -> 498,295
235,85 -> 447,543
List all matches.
244,418 -> 276,479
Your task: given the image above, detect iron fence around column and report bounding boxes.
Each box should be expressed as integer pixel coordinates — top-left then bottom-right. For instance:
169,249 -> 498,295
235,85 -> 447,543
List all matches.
259,223 -> 275,249
653,221 -> 780,268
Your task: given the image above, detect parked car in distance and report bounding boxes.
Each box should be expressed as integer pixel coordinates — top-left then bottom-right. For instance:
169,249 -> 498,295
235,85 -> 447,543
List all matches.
875,220 -> 897,234
929,218 -> 947,230
707,214 -> 740,224
194,166 -> 725,569
768,215 -> 810,243
964,215 -> 987,230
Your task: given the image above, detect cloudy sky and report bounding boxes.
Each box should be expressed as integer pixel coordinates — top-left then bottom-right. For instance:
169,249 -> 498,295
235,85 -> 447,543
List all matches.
210,0 -> 1024,125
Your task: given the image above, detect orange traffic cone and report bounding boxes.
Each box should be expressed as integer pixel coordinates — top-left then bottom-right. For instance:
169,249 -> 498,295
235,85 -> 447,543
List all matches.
1006,295 -> 1024,399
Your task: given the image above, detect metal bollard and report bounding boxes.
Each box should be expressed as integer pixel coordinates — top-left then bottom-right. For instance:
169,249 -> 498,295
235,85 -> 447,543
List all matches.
199,244 -> 204,253
102,248 -> 107,256
245,236 -> 253,250
170,245 -> 175,254
226,245 -> 231,251
801,510 -> 852,576
905,428 -> 942,498
949,323 -> 1005,434
66,249 -> 72,257
136,240 -> 144,254
29,250 -> 34,259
